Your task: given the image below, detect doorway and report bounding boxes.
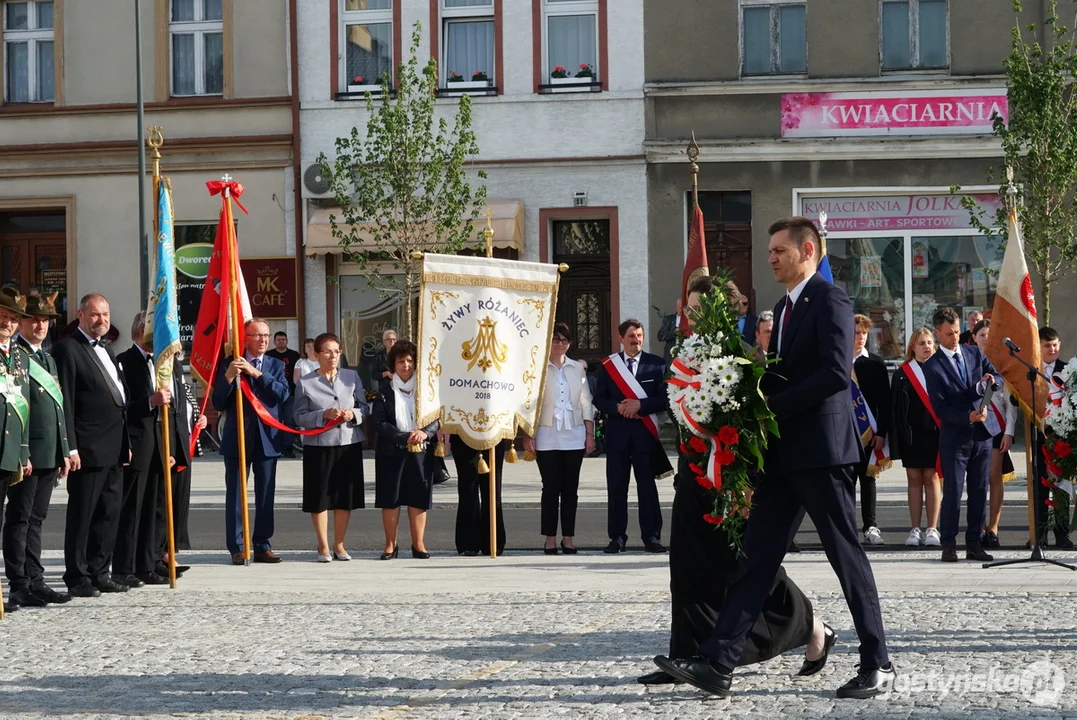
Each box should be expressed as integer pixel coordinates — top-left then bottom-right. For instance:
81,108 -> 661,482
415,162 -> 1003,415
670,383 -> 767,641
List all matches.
0,210 -> 68,321
551,218 -> 612,370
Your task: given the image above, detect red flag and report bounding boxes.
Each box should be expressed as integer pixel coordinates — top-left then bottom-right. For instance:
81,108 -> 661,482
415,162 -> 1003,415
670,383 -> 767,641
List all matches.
680,204 -> 710,325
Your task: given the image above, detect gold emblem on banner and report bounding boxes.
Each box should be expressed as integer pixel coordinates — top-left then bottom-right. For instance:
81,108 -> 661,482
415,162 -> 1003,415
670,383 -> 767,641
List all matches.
451,406 -> 511,433
427,337 -> 442,402
429,290 -> 460,320
522,345 -> 539,410
461,316 -> 509,373
517,297 -> 547,325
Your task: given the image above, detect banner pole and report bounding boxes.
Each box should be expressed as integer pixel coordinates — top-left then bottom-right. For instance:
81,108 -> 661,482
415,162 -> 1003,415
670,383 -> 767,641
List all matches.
489,447 -> 497,559
1026,415 -> 1037,548
224,188 -> 252,564
149,128 -> 178,587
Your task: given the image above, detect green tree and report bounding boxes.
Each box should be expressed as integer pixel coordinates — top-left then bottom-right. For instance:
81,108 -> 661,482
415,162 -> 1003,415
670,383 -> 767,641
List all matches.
318,22 -> 488,338
956,0 -> 1077,324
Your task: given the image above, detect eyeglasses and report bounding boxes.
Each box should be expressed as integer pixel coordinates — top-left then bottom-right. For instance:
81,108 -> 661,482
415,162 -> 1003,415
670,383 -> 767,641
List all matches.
246,333 -> 270,339
320,349 -> 342,355
552,337 -> 570,344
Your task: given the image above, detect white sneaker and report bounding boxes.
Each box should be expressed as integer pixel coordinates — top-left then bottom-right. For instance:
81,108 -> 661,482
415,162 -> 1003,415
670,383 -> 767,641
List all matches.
923,528 -> 942,547
905,527 -> 923,546
864,526 -> 885,545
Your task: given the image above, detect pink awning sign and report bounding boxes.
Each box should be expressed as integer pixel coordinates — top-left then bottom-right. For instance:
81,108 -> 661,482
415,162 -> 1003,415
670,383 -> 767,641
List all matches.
781,89 -> 1008,138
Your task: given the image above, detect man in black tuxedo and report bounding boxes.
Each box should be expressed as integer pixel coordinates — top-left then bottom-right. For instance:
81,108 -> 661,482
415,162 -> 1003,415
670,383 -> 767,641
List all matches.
594,318 -> 670,554
113,312 -> 175,586
4,293 -> 71,608
657,217 -> 894,699
1039,326 -> 1072,547
53,293 -> 131,597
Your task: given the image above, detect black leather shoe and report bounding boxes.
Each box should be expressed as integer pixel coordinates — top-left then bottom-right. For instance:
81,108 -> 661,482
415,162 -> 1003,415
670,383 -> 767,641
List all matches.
543,545 -> 558,555
638,669 -> 682,685
9,588 -> 47,607
174,565 -> 191,574
31,586 -> 71,604
836,663 -> 896,699
411,546 -> 431,559
117,574 -> 145,588
155,565 -> 184,579
93,578 -> 130,593
380,546 -> 399,561
461,549 -> 479,557
981,531 -> 1000,548
1055,534 -> 1074,549
68,583 -> 101,598
560,541 -> 578,555
966,545 -> 994,562
798,623 -> 836,676
788,540 -> 802,553
135,572 -> 170,585
941,547 -> 958,563
644,540 -> 668,553
603,540 -> 624,554
654,655 -> 732,697
3,601 -> 18,613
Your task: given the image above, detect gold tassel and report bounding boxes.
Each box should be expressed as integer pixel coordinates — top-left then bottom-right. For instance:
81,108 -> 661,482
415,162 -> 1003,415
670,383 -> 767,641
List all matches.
434,439 -> 447,458
506,445 -> 519,463
477,454 -> 490,474
523,449 -> 536,462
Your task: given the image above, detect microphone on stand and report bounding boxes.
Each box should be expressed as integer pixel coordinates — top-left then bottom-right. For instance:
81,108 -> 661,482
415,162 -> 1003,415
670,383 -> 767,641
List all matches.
1003,337 -> 1021,353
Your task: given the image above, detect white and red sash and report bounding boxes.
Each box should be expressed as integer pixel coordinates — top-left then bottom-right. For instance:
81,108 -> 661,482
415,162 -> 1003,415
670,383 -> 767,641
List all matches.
601,353 -> 661,442
901,361 -> 943,479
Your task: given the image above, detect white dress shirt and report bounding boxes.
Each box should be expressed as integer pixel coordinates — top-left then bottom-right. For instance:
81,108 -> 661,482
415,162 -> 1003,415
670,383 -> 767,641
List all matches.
777,272 -> 815,356
535,360 -> 587,452
79,327 -> 126,403
621,351 -> 641,376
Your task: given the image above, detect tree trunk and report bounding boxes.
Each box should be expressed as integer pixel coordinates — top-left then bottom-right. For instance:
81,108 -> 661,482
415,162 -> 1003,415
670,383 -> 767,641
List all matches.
1043,265 -> 1052,326
403,270 -> 416,340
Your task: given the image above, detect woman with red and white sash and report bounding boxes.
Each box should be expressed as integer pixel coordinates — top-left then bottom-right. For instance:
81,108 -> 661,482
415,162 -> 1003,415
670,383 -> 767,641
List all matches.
971,319 -> 1017,548
890,328 -> 942,547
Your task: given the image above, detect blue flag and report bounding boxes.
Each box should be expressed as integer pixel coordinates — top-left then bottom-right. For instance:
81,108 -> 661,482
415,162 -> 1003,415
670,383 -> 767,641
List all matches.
144,179 -> 182,389
817,251 -> 834,283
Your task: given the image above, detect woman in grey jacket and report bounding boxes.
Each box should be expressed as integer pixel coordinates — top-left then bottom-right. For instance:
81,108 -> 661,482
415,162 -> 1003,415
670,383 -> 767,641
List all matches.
293,333 -> 369,562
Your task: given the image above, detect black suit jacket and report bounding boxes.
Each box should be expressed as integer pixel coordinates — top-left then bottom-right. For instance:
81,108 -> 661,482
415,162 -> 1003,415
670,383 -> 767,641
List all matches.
854,352 -> 892,439
117,345 -> 161,476
53,331 -> 130,468
761,273 -> 861,472
593,351 -> 669,453
16,336 -> 69,470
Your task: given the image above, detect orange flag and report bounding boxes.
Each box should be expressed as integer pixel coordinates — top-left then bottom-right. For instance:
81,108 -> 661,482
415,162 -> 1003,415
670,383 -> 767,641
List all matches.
985,204 -> 1048,423
681,204 -> 710,326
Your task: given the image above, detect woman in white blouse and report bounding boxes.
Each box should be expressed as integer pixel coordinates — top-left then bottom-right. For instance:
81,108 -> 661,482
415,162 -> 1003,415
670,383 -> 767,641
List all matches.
523,323 -> 595,554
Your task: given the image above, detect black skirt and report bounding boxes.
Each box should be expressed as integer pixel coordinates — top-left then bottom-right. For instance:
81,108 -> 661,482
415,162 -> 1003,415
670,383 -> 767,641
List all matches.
302,443 -> 366,513
668,457 -> 813,664
375,446 -> 435,510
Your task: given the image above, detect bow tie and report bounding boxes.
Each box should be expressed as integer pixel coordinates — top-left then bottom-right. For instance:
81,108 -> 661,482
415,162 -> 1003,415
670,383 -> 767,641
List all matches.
90,339 -> 106,348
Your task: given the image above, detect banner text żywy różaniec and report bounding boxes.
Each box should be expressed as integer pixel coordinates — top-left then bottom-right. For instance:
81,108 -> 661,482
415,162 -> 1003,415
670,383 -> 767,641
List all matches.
417,254 -> 561,451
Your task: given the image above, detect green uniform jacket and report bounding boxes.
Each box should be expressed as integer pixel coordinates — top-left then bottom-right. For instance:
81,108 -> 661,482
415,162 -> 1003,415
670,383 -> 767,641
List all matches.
17,337 -> 70,470
0,344 -> 32,473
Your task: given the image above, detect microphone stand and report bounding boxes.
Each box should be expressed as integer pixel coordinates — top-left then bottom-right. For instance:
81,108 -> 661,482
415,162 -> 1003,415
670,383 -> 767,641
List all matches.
984,347 -> 1075,570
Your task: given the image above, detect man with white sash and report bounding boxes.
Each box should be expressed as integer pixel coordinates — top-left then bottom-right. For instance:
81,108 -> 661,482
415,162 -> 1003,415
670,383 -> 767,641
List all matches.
4,293 -> 71,607
0,287 -> 33,613
594,318 -> 672,554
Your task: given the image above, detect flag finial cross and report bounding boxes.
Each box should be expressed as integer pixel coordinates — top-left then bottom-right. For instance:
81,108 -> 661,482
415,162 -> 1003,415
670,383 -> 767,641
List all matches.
222,173 -> 233,182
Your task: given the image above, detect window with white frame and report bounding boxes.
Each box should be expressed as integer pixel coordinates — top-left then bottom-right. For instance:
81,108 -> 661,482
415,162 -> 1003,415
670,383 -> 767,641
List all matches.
740,0 -> 806,76
881,0 -> 948,70
543,0 -> 599,84
342,0 -> 392,90
170,0 -> 224,96
3,1 -> 54,103
442,0 -> 494,86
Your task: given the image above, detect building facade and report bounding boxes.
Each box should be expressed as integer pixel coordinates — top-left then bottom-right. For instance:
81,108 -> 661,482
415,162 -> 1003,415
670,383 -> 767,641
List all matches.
0,0 -> 297,347
644,0 -> 1074,360
294,0 -> 646,372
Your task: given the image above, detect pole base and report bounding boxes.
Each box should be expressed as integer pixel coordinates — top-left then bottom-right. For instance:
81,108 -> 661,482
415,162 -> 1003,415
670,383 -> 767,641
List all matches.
983,545 -> 1077,571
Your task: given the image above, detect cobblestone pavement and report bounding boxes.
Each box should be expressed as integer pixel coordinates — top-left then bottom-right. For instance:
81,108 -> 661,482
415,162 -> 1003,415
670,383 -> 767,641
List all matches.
1,551 -> 1075,719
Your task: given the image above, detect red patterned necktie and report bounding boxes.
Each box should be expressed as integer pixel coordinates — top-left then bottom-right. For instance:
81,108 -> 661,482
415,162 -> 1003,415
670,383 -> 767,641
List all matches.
780,296 -> 793,351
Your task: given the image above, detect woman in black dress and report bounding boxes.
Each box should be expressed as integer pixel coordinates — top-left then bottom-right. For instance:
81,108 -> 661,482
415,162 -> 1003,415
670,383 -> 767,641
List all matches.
644,276 -> 831,685
890,328 -> 942,547
373,340 -> 439,559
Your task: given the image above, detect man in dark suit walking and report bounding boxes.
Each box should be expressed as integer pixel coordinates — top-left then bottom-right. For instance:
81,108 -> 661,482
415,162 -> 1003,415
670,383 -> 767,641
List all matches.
657,217 -> 894,699
594,318 -> 670,554
53,292 -> 131,597
923,307 -> 1001,563
213,317 -> 289,565
113,312 -> 175,586
4,293 -> 71,608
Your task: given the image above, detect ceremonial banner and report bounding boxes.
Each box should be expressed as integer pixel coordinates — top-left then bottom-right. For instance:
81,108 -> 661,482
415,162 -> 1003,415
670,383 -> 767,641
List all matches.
143,179 -> 182,390
416,253 -> 561,450
681,204 -> 709,327
985,205 -> 1047,422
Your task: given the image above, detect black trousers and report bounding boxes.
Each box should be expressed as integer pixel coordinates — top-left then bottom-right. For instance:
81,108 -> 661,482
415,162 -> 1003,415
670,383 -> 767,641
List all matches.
4,469 -> 58,592
63,464 -> 123,588
854,459 -> 878,532
698,465 -> 889,671
605,445 -> 663,545
453,440 -> 507,555
536,449 -> 584,537
114,458 -> 163,576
